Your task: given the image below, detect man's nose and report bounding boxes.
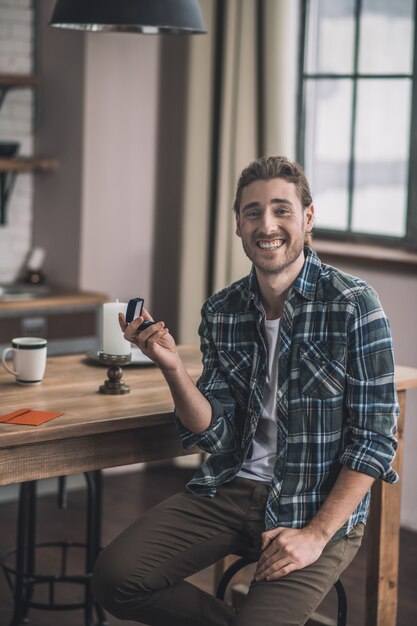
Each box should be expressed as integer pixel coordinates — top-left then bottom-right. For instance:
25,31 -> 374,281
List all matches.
260,211 -> 278,234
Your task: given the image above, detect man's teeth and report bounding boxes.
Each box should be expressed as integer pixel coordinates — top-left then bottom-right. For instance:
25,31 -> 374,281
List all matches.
258,240 -> 284,250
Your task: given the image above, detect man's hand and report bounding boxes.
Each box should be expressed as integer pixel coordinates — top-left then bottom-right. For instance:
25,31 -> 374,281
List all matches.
254,526 -> 327,582
254,467 -> 375,582
120,307 -> 212,434
119,308 -> 181,373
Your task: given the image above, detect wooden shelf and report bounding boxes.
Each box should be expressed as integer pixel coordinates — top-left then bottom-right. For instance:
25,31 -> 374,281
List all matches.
0,74 -> 59,225
0,157 -> 59,172
0,74 -> 40,88
0,158 -> 59,225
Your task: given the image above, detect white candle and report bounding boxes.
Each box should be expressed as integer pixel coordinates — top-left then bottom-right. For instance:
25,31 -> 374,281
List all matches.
102,301 -> 131,356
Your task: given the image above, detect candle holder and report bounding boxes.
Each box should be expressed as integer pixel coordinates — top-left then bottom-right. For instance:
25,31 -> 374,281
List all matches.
98,351 -> 131,395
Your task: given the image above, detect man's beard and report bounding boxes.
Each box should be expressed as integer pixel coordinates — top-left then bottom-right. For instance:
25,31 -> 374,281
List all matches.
241,236 -> 305,276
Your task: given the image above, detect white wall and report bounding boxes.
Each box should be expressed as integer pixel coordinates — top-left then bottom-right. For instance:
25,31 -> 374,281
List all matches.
80,33 -> 160,305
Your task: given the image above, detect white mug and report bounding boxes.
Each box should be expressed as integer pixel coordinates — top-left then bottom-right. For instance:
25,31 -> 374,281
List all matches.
1,337 -> 47,385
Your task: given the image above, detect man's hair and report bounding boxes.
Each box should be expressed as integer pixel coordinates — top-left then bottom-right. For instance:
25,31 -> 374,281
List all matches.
233,155 -> 314,246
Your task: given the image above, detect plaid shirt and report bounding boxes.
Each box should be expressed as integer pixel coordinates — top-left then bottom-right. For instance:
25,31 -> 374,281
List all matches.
174,247 -> 399,539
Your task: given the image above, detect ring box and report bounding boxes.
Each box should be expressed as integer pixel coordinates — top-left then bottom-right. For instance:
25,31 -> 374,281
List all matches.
125,298 -> 144,324
125,298 -> 157,332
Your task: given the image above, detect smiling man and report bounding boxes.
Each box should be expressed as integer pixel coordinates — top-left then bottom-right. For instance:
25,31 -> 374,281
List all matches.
236,177 -> 311,279
93,156 -> 399,626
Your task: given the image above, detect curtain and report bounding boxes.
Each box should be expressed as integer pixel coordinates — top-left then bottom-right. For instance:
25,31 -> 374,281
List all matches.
177,0 -> 299,344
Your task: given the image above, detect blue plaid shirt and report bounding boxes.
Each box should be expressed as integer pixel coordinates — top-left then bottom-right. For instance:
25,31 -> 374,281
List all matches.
174,247 -> 399,539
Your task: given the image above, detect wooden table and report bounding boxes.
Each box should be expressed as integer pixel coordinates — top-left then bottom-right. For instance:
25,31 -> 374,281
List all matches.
0,347 -> 416,626
0,346 -> 202,483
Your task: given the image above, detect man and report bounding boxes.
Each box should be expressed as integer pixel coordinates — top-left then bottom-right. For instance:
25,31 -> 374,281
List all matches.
93,156 -> 399,626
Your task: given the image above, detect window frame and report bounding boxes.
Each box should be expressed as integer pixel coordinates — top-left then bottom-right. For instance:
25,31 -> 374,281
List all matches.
296,0 -> 417,252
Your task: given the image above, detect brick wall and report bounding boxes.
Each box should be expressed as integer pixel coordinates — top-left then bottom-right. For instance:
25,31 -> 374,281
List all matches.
0,0 -> 34,283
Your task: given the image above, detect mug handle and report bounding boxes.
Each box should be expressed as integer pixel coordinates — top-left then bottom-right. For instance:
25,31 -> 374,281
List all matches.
1,347 -> 18,376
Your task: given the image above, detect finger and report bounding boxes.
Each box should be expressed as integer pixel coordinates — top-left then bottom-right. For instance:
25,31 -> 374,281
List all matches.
255,556 -> 293,581
255,552 -> 278,577
256,547 -> 283,575
132,323 -> 165,349
124,316 -> 144,339
118,312 -> 127,332
260,528 -> 286,560
141,328 -> 168,350
256,560 -> 296,582
256,545 -> 280,572
261,533 -> 274,551
256,542 -> 293,572
257,532 -> 289,570
261,527 -> 284,549
262,527 -> 284,542
144,324 -> 167,344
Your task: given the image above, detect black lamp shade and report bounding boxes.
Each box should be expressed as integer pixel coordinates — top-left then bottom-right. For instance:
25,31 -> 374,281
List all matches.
49,0 -> 206,34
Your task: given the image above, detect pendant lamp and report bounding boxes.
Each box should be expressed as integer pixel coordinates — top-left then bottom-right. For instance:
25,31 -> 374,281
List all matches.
49,0 -> 206,35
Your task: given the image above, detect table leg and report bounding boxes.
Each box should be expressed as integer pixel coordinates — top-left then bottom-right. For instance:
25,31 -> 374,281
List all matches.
365,389 -> 405,626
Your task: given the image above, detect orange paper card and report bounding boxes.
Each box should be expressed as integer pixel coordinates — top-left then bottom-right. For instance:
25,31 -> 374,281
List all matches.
10,410 -> 63,426
0,409 -> 31,422
0,409 -> 63,426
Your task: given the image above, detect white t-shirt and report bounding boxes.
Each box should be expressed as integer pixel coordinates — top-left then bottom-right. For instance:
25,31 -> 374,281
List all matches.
237,317 -> 280,483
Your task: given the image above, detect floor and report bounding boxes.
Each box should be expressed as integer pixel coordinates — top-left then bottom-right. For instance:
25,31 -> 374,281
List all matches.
0,463 -> 415,626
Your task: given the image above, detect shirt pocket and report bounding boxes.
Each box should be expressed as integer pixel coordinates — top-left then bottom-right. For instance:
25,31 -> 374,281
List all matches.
299,341 -> 346,399
218,350 -> 254,405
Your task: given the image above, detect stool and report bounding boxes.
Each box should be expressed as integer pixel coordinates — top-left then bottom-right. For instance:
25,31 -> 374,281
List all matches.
216,548 -> 347,626
0,471 -> 108,626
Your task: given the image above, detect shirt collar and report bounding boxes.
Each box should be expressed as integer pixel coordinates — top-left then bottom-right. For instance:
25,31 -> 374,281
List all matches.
292,246 -> 321,300
244,246 -> 321,303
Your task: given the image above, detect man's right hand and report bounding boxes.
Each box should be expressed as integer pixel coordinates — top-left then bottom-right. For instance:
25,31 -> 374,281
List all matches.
119,308 -> 181,373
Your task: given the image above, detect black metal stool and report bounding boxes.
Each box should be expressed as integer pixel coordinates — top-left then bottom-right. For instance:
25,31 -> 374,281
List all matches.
0,470 -> 108,626
216,547 -> 347,626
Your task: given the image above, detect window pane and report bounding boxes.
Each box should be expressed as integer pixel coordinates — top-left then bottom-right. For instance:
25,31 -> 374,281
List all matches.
304,79 -> 352,230
306,0 -> 355,74
352,79 -> 412,236
359,0 -> 414,74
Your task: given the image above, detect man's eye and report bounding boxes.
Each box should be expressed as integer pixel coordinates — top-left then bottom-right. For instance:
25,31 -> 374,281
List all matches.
275,208 -> 289,216
246,211 -> 260,219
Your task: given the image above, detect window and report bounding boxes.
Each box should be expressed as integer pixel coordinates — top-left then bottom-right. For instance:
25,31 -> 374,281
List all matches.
297,0 -> 417,250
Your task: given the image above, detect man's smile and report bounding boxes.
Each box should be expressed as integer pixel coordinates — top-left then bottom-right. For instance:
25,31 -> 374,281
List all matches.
257,238 -> 286,250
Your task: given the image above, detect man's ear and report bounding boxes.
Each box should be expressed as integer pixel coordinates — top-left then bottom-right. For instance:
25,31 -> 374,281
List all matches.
305,204 -> 315,232
235,211 -> 242,237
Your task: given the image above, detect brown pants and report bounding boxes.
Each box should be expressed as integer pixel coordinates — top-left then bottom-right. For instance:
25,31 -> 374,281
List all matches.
92,477 -> 363,626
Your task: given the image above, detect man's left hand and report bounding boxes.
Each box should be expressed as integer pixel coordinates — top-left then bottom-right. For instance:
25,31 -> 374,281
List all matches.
254,526 -> 327,581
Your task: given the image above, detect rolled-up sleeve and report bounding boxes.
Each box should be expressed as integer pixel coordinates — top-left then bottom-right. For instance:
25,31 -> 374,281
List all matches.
339,286 -> 399,483
173,306 -> 238,454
